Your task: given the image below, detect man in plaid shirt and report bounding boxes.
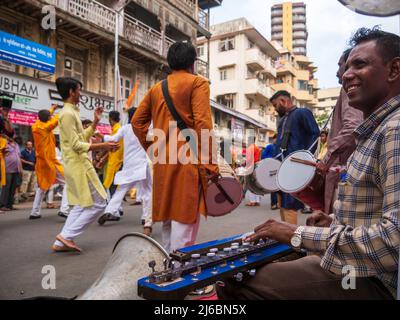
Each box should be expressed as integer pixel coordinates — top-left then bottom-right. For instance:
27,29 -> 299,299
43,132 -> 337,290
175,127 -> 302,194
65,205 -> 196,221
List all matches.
217,27 -> 399,300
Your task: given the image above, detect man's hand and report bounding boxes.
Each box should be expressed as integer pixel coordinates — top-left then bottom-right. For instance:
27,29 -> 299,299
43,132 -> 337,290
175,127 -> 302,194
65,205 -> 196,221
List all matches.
244,219 -> 297,245
306,211 -> 333,227
103,142 -> 119,152
316,162 -> 329,173
93,106 -> 104,125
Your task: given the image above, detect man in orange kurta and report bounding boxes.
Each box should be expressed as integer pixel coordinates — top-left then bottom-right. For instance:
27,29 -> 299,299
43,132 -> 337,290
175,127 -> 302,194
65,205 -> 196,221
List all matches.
30,105 -> 69,219
132,42 -> 219,252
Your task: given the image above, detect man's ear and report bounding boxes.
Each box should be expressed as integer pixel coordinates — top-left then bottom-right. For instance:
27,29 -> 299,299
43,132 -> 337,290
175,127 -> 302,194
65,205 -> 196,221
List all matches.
388,57 -> 400,83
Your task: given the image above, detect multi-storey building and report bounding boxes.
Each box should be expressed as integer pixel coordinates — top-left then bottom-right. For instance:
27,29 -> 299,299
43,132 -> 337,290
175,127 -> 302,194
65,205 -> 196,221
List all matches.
271,1 -> 307,56
316,87 -> 341,117
197,18 -> 280,147
271,43 -> 318,110
0,0 -> 220,139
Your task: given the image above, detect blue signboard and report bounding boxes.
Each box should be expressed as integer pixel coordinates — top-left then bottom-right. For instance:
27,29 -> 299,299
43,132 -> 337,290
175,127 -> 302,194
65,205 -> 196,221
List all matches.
0,31 -> 56,74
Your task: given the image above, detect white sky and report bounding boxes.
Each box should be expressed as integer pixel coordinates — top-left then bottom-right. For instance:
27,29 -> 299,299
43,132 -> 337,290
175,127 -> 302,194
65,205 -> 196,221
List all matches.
209,0 -> 400,89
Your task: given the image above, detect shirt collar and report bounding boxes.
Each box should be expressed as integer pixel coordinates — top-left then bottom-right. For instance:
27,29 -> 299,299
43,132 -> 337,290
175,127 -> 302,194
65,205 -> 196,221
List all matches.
64,102 -> 79,111
354,94 -> 400,139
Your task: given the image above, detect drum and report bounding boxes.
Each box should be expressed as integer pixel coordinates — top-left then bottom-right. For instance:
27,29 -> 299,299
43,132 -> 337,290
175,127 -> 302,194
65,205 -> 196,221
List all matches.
245,158 -> 281,195
205,156 -> 243,217
77,233 -> 169,300
276,150 -> 325,211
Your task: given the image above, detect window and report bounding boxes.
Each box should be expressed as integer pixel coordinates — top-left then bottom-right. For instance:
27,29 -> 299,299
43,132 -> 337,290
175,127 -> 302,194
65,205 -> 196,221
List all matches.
217,94 -> 236,109
247,98 -> 254,109
197,45 -> 204,57
120,76 -> 132,99
219,66 -> 234,81
248,40 -> 255,49
64,57 -> 83,82
247,66 -> 257,79
297,80 -> 308,91
219,37 -> 235,52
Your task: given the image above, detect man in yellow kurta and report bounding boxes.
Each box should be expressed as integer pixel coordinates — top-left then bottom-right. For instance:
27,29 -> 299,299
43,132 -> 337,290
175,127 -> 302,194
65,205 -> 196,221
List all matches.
102,111 -> 123,204
30,105 -> 70,219
52,77 -> 119,253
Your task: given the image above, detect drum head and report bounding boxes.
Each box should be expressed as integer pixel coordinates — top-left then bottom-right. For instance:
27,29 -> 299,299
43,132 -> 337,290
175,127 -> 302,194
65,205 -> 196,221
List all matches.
254,158 -> 281,192
277,150 -> 316,193
206,177 -> 243,216
78,233 -> 168,300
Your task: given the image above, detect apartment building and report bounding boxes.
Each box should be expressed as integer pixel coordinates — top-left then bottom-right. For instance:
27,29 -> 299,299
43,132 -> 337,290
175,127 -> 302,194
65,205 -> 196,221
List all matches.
271,43 -> 318,109
316,87 -> 341,116
0,0 -> 219,139
197,18 -> 280,147
271,1 -> 307,55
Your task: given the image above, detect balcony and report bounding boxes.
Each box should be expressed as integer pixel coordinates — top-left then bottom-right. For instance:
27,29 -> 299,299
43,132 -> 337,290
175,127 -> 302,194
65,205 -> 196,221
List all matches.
263,60 -> 277,78
246,48 -> 267,72
244,79 -> 275,100
264,114 -> 277,131
272,82 -> 295,96
293,23 -> 306,31
292,15 -> 306,23
44,0 -> 116,32
276,61 -> 296,76
296,90 -> 314,102
293,32 -> 307,39
271,10 -> 283,17
168,0 -> 197,20
195,58 -> 209,79
42,0 -> 174,60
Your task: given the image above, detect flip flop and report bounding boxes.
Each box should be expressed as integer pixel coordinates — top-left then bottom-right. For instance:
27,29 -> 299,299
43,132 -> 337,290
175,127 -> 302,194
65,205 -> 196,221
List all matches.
55,235 -> 82,252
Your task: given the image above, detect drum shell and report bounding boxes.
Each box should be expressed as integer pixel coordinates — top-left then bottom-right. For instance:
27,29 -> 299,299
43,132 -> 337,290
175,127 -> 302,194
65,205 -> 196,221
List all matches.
77,233 -> 168,300
245,159 -> 281,195
277,150 -> 325,211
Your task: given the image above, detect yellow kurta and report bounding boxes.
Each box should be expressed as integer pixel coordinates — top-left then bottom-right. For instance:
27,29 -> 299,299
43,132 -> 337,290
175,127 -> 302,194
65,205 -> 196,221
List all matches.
103,122 -> 123,189
58,103 -> 107,207
32,107 -> 64,191
0,136 -> 7,186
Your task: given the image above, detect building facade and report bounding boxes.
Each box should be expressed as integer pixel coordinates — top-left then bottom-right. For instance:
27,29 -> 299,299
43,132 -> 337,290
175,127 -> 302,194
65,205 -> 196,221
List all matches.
271,1 -> 307,56
271,43 -> 318,109
316,87 -> 341,117
0,0 -> 218,139
197,18 -> 280,147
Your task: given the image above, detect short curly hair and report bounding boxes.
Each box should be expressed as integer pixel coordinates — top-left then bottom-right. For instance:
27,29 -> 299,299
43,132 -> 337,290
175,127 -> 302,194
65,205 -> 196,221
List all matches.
349,26 -> 400,63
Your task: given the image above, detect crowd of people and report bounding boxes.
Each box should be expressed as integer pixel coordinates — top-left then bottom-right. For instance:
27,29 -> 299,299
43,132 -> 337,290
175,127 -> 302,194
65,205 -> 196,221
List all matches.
0,26 -> 398,299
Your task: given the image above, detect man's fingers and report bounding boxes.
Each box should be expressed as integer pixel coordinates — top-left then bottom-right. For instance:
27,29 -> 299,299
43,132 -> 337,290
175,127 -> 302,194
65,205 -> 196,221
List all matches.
306,216 -> 315,226
254,219 -> 275,232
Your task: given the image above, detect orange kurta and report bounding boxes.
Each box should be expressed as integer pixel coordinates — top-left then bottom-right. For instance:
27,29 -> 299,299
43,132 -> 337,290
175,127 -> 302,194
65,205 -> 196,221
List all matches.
0,136 -> 7,186
32,109 -> 64,191
132,70 -> 219,224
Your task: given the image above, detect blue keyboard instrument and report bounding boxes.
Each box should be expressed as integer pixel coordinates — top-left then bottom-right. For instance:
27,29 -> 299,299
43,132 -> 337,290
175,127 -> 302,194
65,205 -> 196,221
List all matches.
137,234 -> 293,300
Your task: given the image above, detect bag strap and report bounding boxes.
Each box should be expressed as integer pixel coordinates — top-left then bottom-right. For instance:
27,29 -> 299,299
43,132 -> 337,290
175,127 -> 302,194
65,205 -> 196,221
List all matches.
161,79 -> 198,157
279,108 -> 297,151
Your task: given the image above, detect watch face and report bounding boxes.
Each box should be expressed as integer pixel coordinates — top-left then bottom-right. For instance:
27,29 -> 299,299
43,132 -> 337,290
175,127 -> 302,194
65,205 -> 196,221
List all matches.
291,236 -> 301,248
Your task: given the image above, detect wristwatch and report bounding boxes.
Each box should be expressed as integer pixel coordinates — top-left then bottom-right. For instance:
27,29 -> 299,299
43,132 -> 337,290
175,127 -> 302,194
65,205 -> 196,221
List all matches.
290,226 -> 305,250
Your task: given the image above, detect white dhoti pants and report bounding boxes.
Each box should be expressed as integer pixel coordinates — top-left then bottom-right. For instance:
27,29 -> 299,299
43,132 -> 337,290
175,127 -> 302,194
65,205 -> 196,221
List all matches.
31,170 -> 69,217
105,178 -> 152,228
247,191 -> 261,203
162,216 -> 200,253
54,183 -> 106,246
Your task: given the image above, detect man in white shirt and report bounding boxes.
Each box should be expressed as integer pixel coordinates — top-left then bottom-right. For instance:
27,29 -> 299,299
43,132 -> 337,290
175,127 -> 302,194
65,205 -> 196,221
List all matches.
97,108 -> 153,235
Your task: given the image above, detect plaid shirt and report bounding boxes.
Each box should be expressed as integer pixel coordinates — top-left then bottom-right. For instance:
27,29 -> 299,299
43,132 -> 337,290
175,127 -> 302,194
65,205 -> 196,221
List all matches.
301,95 -> 400,298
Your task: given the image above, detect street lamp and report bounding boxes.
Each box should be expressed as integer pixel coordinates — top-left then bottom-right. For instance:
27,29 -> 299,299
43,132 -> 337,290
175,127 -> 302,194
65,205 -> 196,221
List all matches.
114,0 -> 132,113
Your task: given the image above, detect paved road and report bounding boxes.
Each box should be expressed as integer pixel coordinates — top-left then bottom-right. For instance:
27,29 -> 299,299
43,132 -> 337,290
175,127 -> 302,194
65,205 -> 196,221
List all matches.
0,195 -> 308,300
